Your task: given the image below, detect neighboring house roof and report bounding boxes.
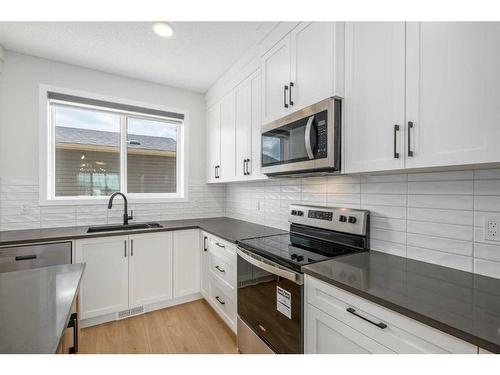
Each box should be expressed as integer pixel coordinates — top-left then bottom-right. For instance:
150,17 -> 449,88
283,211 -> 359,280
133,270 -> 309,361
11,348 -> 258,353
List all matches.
55,126 -> 176,152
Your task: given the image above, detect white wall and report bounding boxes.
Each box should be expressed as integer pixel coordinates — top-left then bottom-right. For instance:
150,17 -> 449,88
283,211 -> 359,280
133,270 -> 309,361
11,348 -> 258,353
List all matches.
0,51 -> 225,230
225,169 -> 500,279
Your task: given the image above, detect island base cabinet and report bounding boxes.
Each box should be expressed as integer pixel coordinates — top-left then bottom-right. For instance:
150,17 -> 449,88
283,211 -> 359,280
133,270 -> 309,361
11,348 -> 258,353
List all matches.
305,275 -> 477,354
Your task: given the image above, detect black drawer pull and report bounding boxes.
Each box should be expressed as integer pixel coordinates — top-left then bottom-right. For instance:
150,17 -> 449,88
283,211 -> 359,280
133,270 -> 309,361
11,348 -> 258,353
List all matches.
15,254 -> 37,261
215,265 -> 225,273
67,312 -> 78,354
215,296 -> 226,305
346,307 -> 387,329
215,242 -> 225,248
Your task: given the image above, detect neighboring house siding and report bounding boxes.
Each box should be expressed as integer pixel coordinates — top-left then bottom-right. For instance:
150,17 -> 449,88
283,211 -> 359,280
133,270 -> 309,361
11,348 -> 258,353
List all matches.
55,149 -> 176,196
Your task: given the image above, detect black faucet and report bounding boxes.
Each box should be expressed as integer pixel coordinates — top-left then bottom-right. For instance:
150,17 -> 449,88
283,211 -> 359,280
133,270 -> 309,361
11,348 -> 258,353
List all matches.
108,192 -> 133,225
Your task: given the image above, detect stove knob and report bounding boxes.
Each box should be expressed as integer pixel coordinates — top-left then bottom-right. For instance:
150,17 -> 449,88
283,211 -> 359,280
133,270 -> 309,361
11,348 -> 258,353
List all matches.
296,255 -> 304,262
348,216 -> 357,224
291,254 -> 297,259
339,215 -> 347,222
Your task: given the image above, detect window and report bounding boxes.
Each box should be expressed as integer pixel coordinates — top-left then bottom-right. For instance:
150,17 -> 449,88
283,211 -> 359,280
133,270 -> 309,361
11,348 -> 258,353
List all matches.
41,87 -> 187,203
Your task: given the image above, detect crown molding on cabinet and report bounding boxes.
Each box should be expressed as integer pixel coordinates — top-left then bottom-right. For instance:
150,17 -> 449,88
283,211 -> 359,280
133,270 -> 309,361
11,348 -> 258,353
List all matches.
205,22 -> 300,108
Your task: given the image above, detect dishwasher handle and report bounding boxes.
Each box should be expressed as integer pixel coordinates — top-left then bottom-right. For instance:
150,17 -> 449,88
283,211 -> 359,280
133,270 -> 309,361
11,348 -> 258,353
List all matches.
237,247 -> 304,285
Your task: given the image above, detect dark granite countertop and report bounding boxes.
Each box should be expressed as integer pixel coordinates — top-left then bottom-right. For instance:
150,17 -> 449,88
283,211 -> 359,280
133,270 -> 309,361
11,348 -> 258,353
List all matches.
0,217 -> 286,247
0,263 -> 84,353
302,251 -> 500,353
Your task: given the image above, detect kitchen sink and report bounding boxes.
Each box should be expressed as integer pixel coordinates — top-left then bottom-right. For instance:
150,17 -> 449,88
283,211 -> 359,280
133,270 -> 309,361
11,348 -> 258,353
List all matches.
86,222 -> 163,233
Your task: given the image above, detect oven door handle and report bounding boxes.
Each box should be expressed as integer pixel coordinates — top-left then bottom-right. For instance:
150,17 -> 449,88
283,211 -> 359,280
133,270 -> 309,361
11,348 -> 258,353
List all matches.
237,247 -> 304,285
304,115 -> 315,159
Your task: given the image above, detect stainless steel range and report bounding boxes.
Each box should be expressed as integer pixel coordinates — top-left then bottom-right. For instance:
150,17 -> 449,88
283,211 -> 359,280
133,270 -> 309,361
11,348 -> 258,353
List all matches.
236,204 -> 370,354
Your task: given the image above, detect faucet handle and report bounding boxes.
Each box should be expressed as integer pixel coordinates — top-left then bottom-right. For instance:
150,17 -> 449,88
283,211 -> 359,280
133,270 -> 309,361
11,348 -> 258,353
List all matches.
128,210 -> 134,221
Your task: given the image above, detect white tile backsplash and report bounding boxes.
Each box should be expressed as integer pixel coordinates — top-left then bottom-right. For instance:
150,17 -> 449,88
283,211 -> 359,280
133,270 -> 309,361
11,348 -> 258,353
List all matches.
2,167 -> 500,279
225,167 -> 500,279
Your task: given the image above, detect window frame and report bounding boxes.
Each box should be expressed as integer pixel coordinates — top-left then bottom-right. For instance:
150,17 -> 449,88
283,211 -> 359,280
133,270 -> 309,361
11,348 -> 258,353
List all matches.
39,84 -> 189,205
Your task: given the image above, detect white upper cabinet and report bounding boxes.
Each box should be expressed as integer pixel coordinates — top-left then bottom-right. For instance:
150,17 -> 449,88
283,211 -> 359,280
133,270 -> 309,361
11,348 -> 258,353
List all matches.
219,92 -> 236,181
128,232 -> 173,308
173,229 -> 201,298
290,22 -> 336,111
249,71 -> 265,179
344,22 -> 406,173
234,77 -> 252,179
261,34 -> 292,125
406,22 -> 500,168
261,22 -> 344,125
206,104 -> 221,182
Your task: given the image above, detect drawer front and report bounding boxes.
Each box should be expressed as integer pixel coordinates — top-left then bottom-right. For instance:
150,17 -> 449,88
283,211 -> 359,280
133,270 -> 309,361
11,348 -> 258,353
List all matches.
306,304 -> 395,354
209,275 -> 236,328
207,235 -> 236,260
305,275 -> 477,354
209,250 -> 235,290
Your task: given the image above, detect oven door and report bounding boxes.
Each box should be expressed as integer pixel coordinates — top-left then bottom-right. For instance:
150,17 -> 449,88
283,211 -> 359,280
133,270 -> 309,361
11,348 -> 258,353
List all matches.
237,247 -> 304,354
261,98 -> 340,176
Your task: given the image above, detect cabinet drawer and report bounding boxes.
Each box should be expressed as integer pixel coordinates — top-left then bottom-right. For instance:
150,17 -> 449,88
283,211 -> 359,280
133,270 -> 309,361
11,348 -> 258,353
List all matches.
208,275 -> 236,329
305,275 -> 477,353
209,250 -> 235,290
207,236 -> 236,260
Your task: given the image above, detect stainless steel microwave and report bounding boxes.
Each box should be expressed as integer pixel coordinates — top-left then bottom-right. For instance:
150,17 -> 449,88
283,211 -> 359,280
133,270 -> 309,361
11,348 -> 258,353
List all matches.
261,98 -> 341,176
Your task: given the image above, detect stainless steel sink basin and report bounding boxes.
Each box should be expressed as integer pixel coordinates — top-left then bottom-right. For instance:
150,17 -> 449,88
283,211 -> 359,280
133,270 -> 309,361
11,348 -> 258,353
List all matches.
86,222 -> 163,233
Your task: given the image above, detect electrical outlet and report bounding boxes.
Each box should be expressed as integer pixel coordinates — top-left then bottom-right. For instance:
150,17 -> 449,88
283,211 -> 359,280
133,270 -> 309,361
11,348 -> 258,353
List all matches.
485,217 -> 500,241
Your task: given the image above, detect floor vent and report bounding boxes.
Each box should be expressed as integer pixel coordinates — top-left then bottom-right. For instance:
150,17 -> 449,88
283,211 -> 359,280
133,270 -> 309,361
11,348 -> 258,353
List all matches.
117,306 -> 145,320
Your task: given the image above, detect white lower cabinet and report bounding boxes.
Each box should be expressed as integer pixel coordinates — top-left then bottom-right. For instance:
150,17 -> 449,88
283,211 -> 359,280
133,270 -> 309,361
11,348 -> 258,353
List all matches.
305,275 -> 477,354
76,229 -> 201,326
129,232 -> 173,308
201,231 -> 237,333
76,236 -> 129,320
173,229 -> 201,298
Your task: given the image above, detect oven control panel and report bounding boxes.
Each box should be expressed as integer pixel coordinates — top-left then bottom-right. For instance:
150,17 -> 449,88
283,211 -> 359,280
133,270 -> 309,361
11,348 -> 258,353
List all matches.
289,204 -> 369,236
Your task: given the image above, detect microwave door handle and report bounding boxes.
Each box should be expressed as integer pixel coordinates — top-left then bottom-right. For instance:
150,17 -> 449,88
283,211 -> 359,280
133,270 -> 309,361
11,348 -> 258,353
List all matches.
237,247 -> 304,285
305,115 -> 315,159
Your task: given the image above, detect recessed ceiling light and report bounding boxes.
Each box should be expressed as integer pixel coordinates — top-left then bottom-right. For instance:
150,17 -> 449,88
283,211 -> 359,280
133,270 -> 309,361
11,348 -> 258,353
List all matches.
152,22 -> 174,38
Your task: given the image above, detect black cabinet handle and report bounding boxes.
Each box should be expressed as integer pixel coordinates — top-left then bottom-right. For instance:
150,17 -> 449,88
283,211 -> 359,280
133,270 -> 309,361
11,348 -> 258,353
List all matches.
131,239 -> 134,257
203,236 -> 208,252
215,296 -> 226,305
394,124 -> 400,159
289,82 -> 294,106
214,165 -> 217,179
346,307 -> 387,329
284,85 -> 289,108
124,240 -> 127,257
215,242 -> 225,248
408,121 -> 414,157
243,159 -> 247,175
215,265 -> 226,273
15,254 -> 37,261
67,312 -> 78,354
215,165 -> 220,179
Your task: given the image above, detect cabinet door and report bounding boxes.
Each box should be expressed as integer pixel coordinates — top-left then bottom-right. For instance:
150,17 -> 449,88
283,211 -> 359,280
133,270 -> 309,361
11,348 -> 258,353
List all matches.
219,92 -> 236,181
406,22 -> 500,168
200,233 -> 209,298
344,22 -> 406,173
76,236 -> 129,320
261,34 -> 291,124
234,78 -> 251,179
128,232 -> 173,308
249,70 -> 266,179
305,304 -> 395,354
206,104 -> 221,183
290,22 -> 335,111
173,229 -> 201,298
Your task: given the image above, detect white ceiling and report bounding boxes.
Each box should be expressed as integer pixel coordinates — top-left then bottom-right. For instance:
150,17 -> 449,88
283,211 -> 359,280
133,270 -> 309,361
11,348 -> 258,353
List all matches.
0,22 -> 270,93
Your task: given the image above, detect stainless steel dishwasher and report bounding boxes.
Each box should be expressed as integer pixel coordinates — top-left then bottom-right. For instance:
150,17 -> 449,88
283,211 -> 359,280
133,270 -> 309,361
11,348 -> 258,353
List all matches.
0,242 -> 72,273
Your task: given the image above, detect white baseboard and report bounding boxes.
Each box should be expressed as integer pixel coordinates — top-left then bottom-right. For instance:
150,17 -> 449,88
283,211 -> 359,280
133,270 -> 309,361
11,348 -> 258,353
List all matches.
80,293 -> 203,328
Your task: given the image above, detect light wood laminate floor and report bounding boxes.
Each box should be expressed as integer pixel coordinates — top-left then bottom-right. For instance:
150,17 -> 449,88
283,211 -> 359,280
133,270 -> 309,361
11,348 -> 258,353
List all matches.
80,299 -> 237,354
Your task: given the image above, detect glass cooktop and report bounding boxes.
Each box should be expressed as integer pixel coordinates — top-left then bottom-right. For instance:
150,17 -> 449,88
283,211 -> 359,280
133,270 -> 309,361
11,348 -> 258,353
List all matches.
238,232 -> 358,272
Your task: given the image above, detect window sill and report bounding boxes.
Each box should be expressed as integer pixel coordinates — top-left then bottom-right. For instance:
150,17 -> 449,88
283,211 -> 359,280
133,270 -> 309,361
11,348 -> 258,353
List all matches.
39,195 -> 189,206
